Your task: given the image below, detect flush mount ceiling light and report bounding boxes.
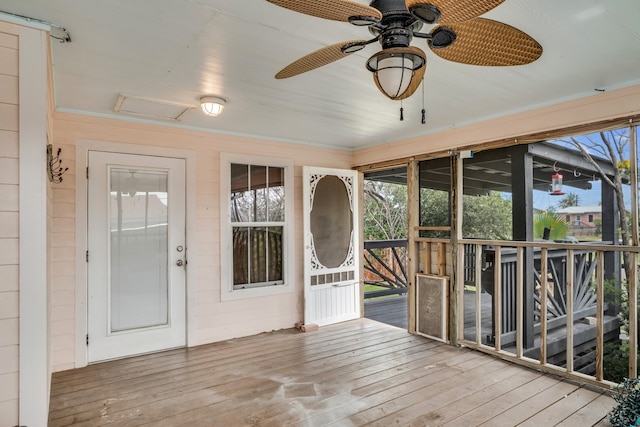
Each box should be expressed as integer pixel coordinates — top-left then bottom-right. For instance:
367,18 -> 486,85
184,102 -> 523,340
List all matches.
200,96 -> 226,117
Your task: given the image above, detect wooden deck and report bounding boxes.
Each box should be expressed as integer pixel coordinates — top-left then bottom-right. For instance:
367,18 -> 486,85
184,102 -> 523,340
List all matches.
364,295 -> 408,329
364,292 -> 491,340
49,319 -> 614,426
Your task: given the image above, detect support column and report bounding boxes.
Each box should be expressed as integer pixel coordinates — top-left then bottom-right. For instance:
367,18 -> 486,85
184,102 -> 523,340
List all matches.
407,159 -> 419,334
450,153 -> 462,345
511,145 -> 535,348
602,177 -> 620,315
18,25 -> 50,426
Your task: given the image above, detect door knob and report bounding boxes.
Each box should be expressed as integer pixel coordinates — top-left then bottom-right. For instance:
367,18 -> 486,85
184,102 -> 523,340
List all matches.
176,259 -> 184,266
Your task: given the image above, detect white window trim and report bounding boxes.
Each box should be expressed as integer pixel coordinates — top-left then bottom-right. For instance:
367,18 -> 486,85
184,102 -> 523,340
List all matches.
220,153 -> 294,301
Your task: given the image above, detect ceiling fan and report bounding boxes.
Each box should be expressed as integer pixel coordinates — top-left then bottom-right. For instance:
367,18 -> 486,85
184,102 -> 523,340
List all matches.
267,0 -> 542,101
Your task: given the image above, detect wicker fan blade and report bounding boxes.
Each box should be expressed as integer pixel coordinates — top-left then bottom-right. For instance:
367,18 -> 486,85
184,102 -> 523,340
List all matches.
267,0 -> 381,22
431,18 -> 542,66
406,0 -> 504,25
275,40 -> 367,79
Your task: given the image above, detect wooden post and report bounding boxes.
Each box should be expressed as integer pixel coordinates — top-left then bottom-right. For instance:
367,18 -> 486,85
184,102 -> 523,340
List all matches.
421,242 -> 431,275
358,171 -> 365,318
511,145 -> 535,348
630,124 -> 639,247
602,179 -> 620,315
540,247 -> 548,365
595,251 -> 604,381
566,249 -> 575,373
407,159 -> 419,334
629,252 -> 638,379
451,152 -> 463,346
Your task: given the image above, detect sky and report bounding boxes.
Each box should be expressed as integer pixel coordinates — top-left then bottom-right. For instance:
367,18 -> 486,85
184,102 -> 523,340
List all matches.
505,128 -> 636,211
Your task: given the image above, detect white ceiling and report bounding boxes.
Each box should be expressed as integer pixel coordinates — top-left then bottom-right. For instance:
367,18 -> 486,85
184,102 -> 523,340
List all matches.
3,0 -> 640,150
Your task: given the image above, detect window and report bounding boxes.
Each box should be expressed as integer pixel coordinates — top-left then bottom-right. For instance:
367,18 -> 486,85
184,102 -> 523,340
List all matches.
588,214 -> 594,223
565,215 -> 570,222
221,154 -> 293,299
576,215 -> 582,225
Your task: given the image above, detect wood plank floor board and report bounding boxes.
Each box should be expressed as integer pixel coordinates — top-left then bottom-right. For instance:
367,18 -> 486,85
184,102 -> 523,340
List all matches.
85,338 -> 435,426
299,356 -> 505,426
50,327 -> 407,410
52,320 -> 384,390
122,338 -> 454,426
51,324 -> 389,394
400,372 -> 542,425
50,329 -> 430,424
49,318 -> 614,427
221,345 -> 483,427
517,387 -> 604,427
555,394 -> 615,427
348,361 -> 529,427
405,370 -> 545,426
478,381 -> 584,426
138,350 -> 490,426
441,374 -> 562,426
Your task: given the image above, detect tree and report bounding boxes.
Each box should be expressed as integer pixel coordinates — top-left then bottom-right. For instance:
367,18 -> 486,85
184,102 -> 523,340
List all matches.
363,181 -> 407,240
559,128 -> 631,271
462,192 -> 513,240
419,189 -> 512,240
364,184 -> 512,241
558,192 -> 580,209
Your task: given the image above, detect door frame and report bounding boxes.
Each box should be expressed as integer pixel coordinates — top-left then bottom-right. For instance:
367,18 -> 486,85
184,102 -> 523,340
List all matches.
303,166 -> 361,326
75,140 -> 196,367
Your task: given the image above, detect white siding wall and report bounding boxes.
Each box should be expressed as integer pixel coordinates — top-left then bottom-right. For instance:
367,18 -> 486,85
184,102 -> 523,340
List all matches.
52,113 -> 353,371
0,20 -> 19,427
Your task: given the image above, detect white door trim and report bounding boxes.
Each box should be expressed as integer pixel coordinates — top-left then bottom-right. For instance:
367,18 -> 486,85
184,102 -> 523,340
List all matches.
75,140 -> 196,367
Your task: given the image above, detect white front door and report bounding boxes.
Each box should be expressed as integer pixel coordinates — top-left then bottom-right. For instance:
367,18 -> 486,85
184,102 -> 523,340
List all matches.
303,167 -> 360,326
87,151 -> 186,362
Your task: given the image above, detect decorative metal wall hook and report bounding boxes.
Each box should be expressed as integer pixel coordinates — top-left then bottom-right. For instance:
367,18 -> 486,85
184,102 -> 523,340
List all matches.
573,169 -> 581,177
47,144 -> 69,183
553,161 -> 560,172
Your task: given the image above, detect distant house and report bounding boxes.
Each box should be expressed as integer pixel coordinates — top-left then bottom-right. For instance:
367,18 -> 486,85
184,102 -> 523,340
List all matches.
557,206 -> 601,236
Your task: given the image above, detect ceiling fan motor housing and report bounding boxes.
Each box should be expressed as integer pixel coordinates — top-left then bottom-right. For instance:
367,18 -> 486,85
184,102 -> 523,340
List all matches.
369,0 -> 424,48
369,0 -> 410,16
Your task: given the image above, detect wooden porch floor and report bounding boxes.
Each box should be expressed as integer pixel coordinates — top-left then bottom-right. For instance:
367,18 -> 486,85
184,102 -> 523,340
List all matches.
49,319 -> 614,426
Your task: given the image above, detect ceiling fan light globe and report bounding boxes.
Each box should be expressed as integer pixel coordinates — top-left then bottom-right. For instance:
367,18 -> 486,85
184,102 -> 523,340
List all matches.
366,47 -> 425,100
376,57 -> 413,98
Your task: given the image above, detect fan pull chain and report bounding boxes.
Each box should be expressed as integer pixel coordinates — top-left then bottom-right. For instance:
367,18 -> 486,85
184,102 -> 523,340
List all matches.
421,77 -> 426,124
400,100 -> 404,121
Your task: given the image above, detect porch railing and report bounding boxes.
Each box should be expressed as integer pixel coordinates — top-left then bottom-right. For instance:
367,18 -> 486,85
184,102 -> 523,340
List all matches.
457,239 -> 637,388
363,239 -> 408,298
366,236 -> 637,387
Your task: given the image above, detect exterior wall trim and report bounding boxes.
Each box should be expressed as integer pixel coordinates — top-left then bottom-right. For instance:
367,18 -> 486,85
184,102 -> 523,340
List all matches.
18,25 -> 50,426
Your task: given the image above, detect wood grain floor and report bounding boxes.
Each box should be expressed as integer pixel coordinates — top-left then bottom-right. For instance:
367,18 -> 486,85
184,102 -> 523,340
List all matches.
49,319 -> 614,426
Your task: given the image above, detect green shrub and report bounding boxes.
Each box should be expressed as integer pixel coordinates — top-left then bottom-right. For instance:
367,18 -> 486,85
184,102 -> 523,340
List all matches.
533,211 -> 569,240
609,377 -> 640,427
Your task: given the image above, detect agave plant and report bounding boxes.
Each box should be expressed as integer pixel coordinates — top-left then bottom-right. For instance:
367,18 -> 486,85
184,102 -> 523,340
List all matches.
533,211 -> 569,240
